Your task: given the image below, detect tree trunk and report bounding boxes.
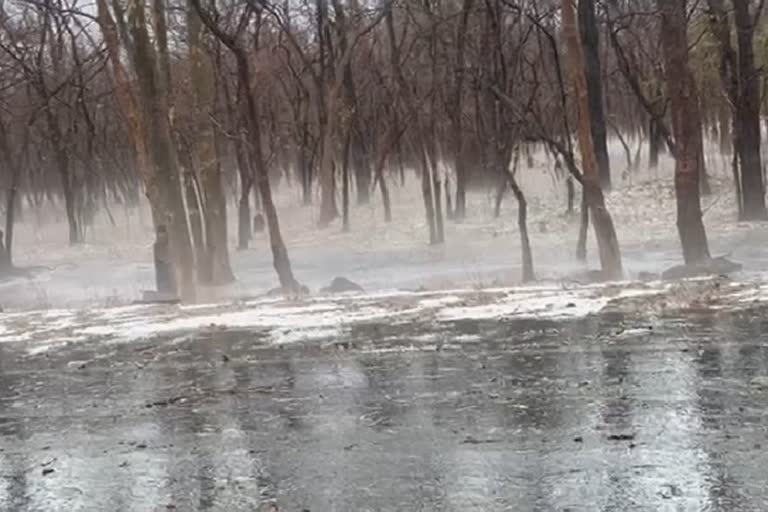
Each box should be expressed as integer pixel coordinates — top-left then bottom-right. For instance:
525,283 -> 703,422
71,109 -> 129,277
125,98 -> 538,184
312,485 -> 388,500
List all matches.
419,148 -> 438,244
0,120 -> 20,268
342,128 -> 351,232
577,191 -> 588,261
129,0 -> 196,300
658,0 -> 711,265
718,102 -> 732,155
299,124 -> 313,205
432,164 -> 444,243
3,176 -> 18,268
96,0 -> 159,224
333,0 -> 372,206
509,176 -> 534,282
235,50 -> 298,290
372,124 -> 400,223
451,0 -> 474,220
188,4 -> 234,283
494,176 -> 506,219
224,74 -> 254,250
385,4 -> 437,244
649,117 -> 661,169
562,0 -> 622,279
182,167 -> 208,282
317,99 -> 339,227
578,0 -> 611,190
733,0 -> 767,220
238,185 -> 251,251
44,106 -> 80,245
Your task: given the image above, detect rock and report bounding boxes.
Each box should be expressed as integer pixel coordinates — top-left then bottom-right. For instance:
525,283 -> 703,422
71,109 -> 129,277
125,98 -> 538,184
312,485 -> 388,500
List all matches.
320,277 -> 364,294
42,468 -> 55,476
662,256 -> 742,281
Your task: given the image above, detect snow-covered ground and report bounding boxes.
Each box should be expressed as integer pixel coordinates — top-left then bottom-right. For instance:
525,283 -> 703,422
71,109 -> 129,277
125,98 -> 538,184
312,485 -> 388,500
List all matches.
2,144 -> 768,348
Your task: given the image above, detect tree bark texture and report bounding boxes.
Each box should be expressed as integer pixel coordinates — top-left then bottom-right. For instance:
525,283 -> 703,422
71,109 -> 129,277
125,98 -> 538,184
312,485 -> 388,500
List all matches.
658,0 -> 711,265
562,0 -> 622,279
188,4 -> 235,283
733,0 -> 766,219
578,0 -> 611,190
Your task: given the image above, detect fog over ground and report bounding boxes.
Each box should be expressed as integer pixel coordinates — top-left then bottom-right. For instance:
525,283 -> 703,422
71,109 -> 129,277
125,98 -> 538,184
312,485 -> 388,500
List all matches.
1,144 -> 766,349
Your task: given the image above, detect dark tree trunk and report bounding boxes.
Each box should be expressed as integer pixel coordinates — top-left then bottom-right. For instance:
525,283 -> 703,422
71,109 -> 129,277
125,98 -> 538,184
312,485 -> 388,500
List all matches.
385,4 -> 437,243
578,0 -> 611,189
3,161 -> 20,269
432,167 -> 444,244
131,0 -> 196,300
238,185 -> 251,251
563,0 -> 622,279
47,112 -> 80,245
658,0 -> 711,265
190,6 -> 234,285
234,136 -> 253,250
718,103 -> 732,155
577,191 -> 588,261
649,117 -> 662,169
567,176 -> 575,215
509,176 -> 534,282
451,0 -> 474,220
380,171 -> 392,222
420,153 -> 438,244
351,135 -> 371,205
224,60 -> 254,251
192,0 -> 298,289
299,122 -> 313,205
342,128 -> 351,232
733,0 -> 766,219
153,227 -> 177,296
236,52 -> 298,289
372,125 -> 398,223
333,0 -> 371,206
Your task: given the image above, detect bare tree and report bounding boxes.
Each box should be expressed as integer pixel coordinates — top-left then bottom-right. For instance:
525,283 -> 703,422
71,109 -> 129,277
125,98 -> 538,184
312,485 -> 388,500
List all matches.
562,0 -> 622,279
191,0 -> 300,291
657,0 -> 710,264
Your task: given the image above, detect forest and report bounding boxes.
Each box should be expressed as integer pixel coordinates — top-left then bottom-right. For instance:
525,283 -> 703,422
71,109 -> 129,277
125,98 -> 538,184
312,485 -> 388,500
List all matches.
0,0 -> 766,300
5,2 -> 768,510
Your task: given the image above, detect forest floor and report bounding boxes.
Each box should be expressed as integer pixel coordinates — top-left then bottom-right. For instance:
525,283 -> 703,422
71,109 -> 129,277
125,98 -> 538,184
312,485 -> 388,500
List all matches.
1,153 -> 766,313
4,154 -> 768,509
2,154 -> 768,350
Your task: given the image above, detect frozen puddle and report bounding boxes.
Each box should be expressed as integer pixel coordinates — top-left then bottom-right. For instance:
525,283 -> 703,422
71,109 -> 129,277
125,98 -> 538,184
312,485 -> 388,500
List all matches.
0,277 -> 762,355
